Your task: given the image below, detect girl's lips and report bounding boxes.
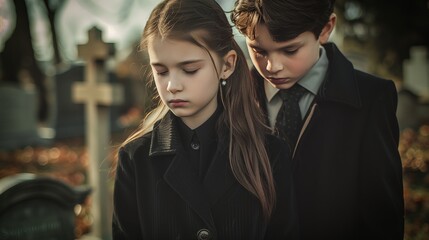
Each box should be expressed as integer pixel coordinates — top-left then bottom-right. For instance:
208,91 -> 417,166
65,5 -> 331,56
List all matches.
168,99 -> 188,107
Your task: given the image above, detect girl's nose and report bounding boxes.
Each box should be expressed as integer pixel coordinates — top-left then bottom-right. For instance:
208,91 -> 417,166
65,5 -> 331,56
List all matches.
166,76 -> 183,94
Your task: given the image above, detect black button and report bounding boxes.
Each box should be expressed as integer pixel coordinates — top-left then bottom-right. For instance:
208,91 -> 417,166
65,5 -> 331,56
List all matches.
191,142 -> 200,150
196,228 -> 210,240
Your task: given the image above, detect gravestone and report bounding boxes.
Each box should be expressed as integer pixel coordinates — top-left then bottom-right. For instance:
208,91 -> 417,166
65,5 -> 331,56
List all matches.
53,65 -> 132,139
397,46 -> 429,130
403,46 -> 429,98
72,26 -> 123,239
53,65 -> 85,139
0,83 -> 48,149
397,89 -> 420,130
0,173 -> 91,240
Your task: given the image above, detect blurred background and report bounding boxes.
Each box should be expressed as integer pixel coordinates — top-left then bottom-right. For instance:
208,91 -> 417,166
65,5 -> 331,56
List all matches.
0,0 -> 428,239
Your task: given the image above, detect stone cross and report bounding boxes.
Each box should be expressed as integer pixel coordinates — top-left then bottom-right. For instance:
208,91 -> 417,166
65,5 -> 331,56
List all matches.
403,46 -> 429,98
72,26 -> 123,240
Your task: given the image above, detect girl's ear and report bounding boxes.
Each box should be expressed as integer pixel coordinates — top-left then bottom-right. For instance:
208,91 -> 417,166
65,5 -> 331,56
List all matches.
220,50 -> 237,80
319,13 -> 336,44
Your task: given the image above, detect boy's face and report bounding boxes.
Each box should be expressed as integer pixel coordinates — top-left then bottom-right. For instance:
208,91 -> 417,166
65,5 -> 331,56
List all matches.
246,23 -> 322,90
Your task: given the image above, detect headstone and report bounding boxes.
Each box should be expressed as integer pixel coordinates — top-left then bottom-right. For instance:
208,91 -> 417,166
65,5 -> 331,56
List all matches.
0,173 -> 91,240
397,46 -> 429,130
0,83 -> 48,149
72,26 -> 123,240
403,46 -> 429,98
53,65 -> 85,139
397,89 -> 420,130
53,65 -> 130,139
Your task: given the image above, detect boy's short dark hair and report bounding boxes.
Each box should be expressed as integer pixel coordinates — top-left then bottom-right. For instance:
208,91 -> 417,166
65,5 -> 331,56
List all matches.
231,0 -> 335,42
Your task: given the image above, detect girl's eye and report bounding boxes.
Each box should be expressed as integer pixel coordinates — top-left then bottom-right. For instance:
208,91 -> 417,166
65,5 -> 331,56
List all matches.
153,67 -> 168,76
156,71 -> 168,76
184,69 -> 198,74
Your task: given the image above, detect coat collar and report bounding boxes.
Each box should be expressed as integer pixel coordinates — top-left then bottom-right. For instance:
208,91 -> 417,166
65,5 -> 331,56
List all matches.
318,43 -> 362,109
148,111 -> 236,232
148,111 -> 178,156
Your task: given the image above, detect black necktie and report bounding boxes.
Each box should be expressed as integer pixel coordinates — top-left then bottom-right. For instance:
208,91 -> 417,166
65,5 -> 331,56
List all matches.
274,84 -> 307,148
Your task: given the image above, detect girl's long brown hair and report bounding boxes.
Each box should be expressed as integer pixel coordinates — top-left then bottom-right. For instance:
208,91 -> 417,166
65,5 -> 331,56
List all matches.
119,0 -> 275,219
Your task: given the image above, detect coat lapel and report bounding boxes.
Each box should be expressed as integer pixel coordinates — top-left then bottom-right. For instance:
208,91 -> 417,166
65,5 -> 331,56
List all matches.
163,152 -> 216,231
319,43 -> 362,109
293,43 -> 363,164
203,141 -> 236,206
149,112 -> 216,231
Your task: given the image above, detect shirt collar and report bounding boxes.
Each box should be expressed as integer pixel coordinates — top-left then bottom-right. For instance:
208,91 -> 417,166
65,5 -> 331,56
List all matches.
265,47 -> 329,102
176,106 -> 221,148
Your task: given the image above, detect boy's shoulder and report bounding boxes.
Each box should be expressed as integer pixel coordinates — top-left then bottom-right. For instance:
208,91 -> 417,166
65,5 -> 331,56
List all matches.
355,70 -> 394,91
323,42 -> 396,96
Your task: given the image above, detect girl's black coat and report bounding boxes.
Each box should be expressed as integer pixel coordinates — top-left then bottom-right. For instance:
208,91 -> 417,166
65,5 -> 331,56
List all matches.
112,112 -> 299,240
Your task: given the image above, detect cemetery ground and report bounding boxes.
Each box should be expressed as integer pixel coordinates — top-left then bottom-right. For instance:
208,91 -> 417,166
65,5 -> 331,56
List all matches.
0,129 -> 131,239
0,124 -> 428,239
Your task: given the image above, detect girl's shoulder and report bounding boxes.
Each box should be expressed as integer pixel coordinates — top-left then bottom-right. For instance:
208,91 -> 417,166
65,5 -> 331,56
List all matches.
120,131 -> 153,157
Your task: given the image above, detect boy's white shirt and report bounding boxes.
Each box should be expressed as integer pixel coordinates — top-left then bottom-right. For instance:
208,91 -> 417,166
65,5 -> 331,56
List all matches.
264,46 -> 329,128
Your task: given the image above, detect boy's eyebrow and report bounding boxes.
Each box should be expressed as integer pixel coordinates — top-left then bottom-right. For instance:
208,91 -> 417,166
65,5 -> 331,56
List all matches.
151,59 -> 204,67
279,43 -> 302,50
248,42 -> 303,51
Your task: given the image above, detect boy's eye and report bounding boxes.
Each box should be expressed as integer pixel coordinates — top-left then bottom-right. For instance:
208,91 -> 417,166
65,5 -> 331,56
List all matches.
252,48 -> 267,57
283,48 -> 298,55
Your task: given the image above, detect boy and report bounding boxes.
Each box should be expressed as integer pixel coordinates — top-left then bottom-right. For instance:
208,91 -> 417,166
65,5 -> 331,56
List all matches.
231,0 -> 404,239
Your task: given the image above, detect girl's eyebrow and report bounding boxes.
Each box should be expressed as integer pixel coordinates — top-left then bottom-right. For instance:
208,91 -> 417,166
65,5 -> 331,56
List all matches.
151,59 -> 204,67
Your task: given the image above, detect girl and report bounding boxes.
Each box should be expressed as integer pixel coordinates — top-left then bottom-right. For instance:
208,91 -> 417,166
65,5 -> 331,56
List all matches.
112,0 -> 298,239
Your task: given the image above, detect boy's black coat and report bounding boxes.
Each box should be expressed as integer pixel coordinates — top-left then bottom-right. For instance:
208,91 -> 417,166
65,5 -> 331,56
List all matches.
255,42 -> 404,239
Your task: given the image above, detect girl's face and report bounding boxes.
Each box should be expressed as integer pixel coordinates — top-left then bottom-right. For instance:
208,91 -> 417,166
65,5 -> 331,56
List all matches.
148,36 -> 227,129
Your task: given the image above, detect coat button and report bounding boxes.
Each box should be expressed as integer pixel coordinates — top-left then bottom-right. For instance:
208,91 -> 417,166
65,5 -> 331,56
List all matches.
191,142 -> 200,150
196,228 -> 211,240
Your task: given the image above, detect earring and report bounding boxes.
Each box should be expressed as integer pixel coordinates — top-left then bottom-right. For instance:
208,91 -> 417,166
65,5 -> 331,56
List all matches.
221,79 -> 226,86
